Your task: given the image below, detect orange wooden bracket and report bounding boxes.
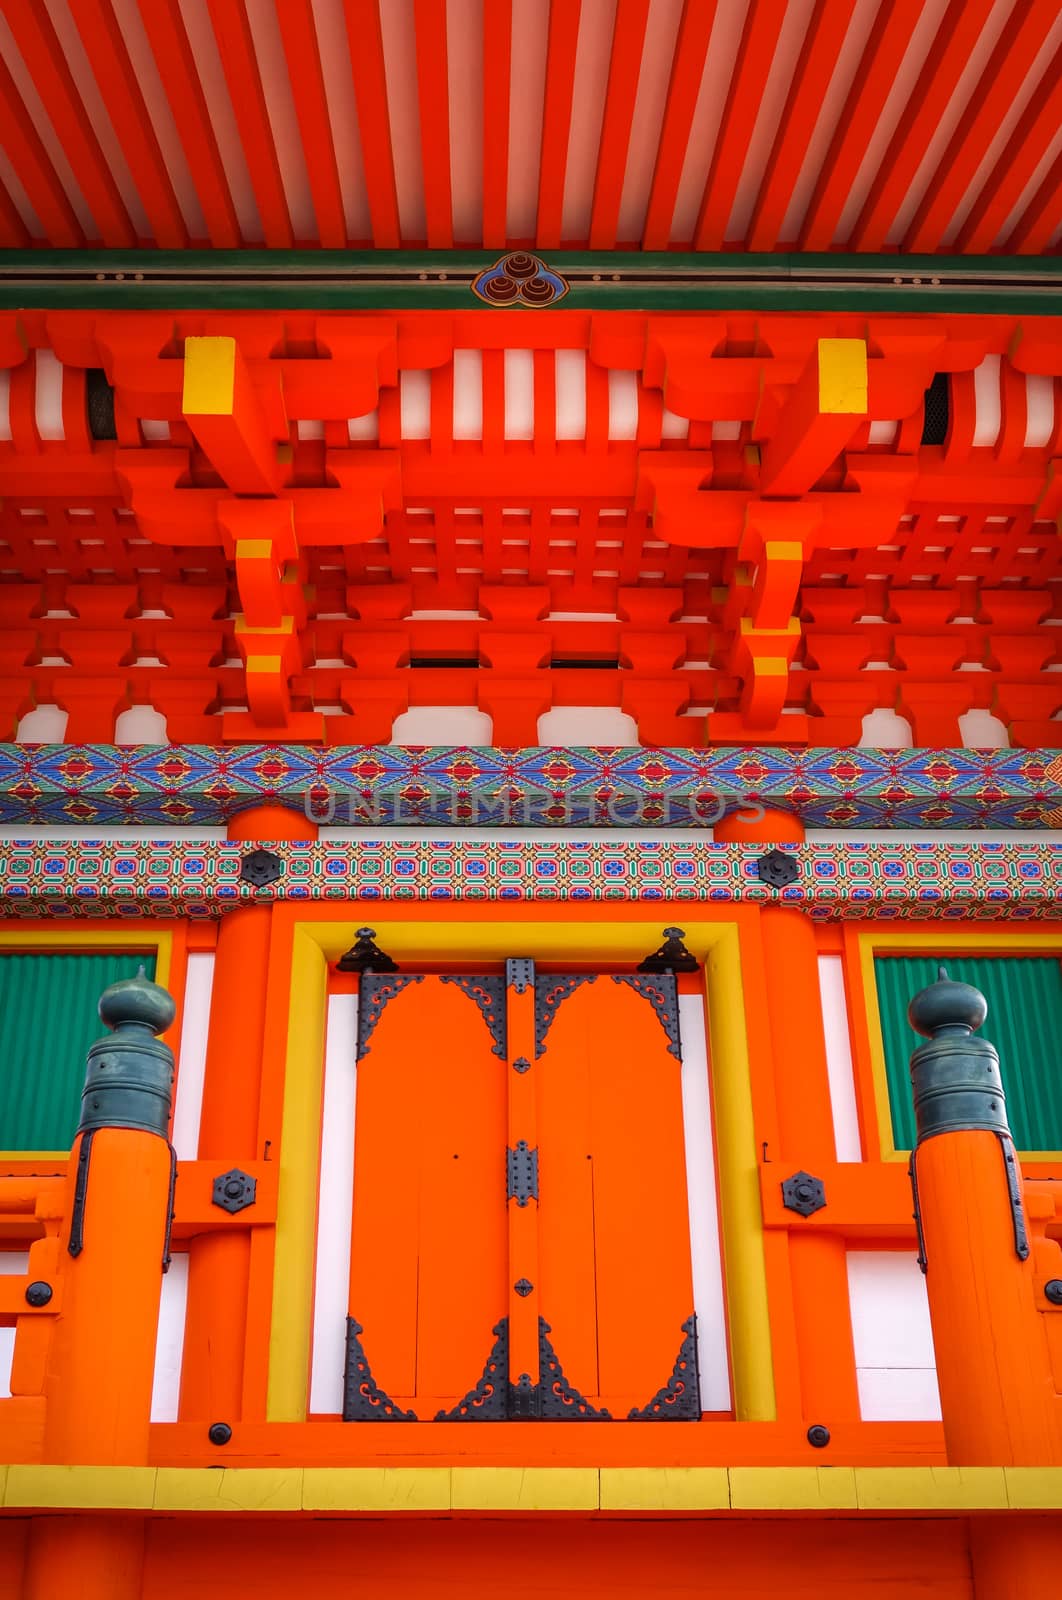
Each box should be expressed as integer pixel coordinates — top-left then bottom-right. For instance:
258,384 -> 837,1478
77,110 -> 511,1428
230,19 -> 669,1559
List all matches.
169,1159 -> 278,1238
182,335 -> 283,495
758,339 -> 868,496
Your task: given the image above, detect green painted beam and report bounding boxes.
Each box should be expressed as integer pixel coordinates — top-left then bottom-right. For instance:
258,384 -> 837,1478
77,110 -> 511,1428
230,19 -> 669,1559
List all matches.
0,251 -> 1057,314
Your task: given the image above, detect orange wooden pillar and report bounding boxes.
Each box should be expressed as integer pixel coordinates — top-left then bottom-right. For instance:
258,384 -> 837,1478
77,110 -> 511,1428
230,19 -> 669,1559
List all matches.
716,808 -> 860,1433
180,803 -> 316,1425
25,972 -> 178,1600
907,971 -> 1061,1466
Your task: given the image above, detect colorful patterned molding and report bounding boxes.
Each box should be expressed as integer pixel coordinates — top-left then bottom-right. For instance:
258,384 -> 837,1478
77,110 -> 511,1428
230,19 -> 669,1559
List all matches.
0,839 -> 1057,920
0,746 -> 1058,830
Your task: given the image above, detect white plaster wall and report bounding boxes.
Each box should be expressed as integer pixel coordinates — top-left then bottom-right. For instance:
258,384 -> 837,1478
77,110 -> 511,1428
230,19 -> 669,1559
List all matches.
847,1250 -> 941,1421
172,952 -> 215,1161
537,706 -> 639,745
309,991 -> 358,1414
678,992 -> 731,1411
151,1253 -> 189,1422
389,705 -> 493,744
817,955 -> 862,1161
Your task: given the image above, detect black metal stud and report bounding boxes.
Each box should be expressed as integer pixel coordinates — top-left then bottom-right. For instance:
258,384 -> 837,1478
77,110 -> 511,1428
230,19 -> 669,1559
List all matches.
512,1056 -> 531,1074
239,847 -> 284,888
24,1281 -> 52,1307
638,927 -> 698,974
514,1278 -> 534,1297
807,1424 -> 831,1449
755,848 -> 800,889
1044,1280 -> 1062,1306
208,1422 -> 232,1445
212,1168 -> 257,1214
338,927 -> 399,973
781,1170 -> 827,1217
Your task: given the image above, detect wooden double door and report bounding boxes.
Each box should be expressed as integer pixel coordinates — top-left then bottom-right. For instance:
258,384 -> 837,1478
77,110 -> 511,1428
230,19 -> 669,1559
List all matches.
344,959 -> 699,1421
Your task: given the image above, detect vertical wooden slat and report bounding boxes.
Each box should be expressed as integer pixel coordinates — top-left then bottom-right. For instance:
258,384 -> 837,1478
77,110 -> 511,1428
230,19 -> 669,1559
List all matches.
275,0 -> 348,248
0,41 -> 84,245
848,0 -> 996,252
799,0 -> 915,250
745,0 -> 857,252
68,0 -> 189,247
535,0 -> 583,249
481,0 -> 511,247
413,0 -> 453,246
903,0 -> 1058,254
2,0 -> 136,245
588,0 -> 651,248
205,0 -> 293,247
693,0 -> 786,251
136,0 -> 241,247
641,0 -> 717,250
342,0 -> 401,246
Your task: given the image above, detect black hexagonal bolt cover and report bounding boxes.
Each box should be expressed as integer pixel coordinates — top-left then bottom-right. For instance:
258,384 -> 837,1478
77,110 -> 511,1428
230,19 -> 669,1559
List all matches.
1044,1280 -> 1062,1306
807,1425 -> 831,1449
781,1170 -> 827,1217
239,848 -> 284,888
755,848 -> 800,889
212,1167 -> 257,1214
24,1281 -> 52,1307
208,1421 -> 232,1446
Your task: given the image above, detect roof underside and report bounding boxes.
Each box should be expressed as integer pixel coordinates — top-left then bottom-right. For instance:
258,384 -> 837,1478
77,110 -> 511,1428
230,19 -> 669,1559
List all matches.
0,0 -> 1058,256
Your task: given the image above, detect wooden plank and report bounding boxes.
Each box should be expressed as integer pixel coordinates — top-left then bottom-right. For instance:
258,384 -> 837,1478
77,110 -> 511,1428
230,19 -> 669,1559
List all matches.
536,0 -> 583,249
588,0 -> 652,248
206,0 -> 294,247
642,0 -> 717,250
693,0 -> 786,251
276,0 -> 348,248
413,0 -> 454,247
344,0 -> 402,246
481,0 -> 512,248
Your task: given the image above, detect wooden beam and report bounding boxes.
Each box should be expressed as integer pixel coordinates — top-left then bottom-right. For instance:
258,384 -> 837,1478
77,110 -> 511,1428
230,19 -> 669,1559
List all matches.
68,0 -> 189,248
481,0 -> 512,248
343,0 -> 401,247
206,0 -> 294,248
0,52 -> 82,246
536,0 -> 582,249
276,0 -> 348,249
957,46 -> 1062,252
1006,150 -> 1062,254
693,0 -> 785,251
642,0 -> 717,250
413,0 -> 453,247
136,0 -> 241,247
588,0 -> 652,249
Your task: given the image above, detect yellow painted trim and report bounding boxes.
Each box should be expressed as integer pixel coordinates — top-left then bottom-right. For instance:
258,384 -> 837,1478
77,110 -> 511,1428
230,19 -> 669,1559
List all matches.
1,1465 -> 1057,1513
818,337 -> 867,413
0,929 -> 172,1161
266,917 -> 775,1425
266,929 -> 329,1422
182,334 -> 235,415
858,930 -> 1062,1162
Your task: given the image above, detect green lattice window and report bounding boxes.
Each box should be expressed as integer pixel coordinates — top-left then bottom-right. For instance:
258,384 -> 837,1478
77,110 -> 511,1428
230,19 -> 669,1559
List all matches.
0,951 -> 157,1152
875,953 -> 1062,1153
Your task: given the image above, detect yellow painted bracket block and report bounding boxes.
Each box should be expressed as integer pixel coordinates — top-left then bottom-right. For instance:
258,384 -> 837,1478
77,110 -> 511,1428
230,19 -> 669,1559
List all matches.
182,335 -> 281,496
818,337 -> 869,414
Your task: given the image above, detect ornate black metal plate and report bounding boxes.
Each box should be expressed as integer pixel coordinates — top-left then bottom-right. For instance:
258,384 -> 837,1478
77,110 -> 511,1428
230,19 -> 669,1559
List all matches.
534,974 -> 597,1056
337,927 -> 398,973
506,1141 -> 539,1206
638,927 -> 697,974
537,1319 -> 612,1419
611,973 -> 681,1060
755,847 -> 800,888
434,1319 -> 509,1420
506,958 -> 535,993
239,847 -> 283,887
68,1128 -> 94,1257
627,1316 -> 700,1420
439,975 -> 506,1058
343,1318 -> 417,1421
357,973 -> 424,1060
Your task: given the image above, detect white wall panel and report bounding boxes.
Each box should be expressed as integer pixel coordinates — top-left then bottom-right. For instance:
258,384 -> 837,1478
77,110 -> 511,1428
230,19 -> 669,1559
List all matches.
151,1253 -> 189,1422
0,1251 -> 29,1399
172,952 -> 215,1161
309,992 -> 358,1414
817,955 -> 862,1162
678,993 -> 730,1412
847,1250 -> 941,1422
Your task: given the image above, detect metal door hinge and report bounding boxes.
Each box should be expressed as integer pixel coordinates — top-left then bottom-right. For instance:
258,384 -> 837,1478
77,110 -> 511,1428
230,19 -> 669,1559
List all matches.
506,1141 -> 539,1206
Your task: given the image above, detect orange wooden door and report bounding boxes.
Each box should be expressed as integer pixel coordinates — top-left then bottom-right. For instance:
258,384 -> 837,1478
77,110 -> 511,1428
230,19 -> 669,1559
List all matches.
532,973 -> 698,1418
345,975 -> 508,1420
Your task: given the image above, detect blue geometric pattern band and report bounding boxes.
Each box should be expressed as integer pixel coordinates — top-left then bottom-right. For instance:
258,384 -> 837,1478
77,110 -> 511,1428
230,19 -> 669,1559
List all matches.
0,745 -> 1058,829
0,839 -> 1058,920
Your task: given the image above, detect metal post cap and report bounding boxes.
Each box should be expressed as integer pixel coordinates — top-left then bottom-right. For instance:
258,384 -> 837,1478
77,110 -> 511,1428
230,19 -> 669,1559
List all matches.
77,967 -> 177,1138
907,966 -> 1010,1145
908,965 -> 988,1037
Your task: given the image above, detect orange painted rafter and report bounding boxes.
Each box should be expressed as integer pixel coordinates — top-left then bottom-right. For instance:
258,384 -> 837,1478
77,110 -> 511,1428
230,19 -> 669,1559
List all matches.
206,0 -> 293,248
800,1 -> 911,250
413,0 -> 454,248
0,52 -> 83,246
903,0 -> 1060,254
275,0 -> 347,249
535,0 -> 582,250
849,0 -> 996,251
588,0 -> 652,249
641,0 -> 717,251
747,0 -> 857,252
136,0 -> 241,248
694,0 -> 785,252
343,0 -> 401,247
964,58 -> 1062,252
1006,149 -> 1062,254
0,0 -> 136,246
481,0 -> 511,248
0,175 -> 28,247
67,0 -> 188,249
